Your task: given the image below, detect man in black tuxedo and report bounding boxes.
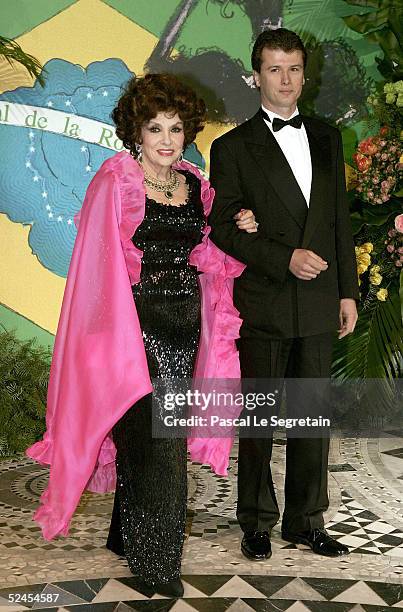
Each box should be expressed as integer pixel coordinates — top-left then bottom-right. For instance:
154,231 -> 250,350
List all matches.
209,28 -> 359,560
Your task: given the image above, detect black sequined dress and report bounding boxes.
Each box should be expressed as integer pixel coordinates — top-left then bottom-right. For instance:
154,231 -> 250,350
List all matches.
106,170 -> 205,584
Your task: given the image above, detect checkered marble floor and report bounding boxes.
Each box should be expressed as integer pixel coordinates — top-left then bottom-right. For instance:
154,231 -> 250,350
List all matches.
1,435 -> 403,611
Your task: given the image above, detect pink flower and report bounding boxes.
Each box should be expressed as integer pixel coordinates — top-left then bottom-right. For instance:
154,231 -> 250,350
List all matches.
358,138 -> 378,155
398,247 -> 403,254
357,140 -> 367,154
381,180 -> 389,190
372,175 -> 380,184
382,193 -> 390,202
354,153 -> 372,173
367,139 -> 379,155
381,153 -> 388,160
387,244 -> 395,253
395,214 -> 403,233
388,229 -> 398,238
359,158 -> 372,172
396,260 -> 402,267
367,190 -> 374,198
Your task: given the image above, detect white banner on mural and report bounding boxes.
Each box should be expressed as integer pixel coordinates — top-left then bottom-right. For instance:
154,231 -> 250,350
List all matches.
0,101 -> 124,151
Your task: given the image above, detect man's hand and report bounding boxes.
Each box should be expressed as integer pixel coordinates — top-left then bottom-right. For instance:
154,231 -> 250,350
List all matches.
338,298 -> 358,339
289,249 -> 328,280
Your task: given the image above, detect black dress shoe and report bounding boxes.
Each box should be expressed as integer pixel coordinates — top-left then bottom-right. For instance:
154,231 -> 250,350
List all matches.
241,531 -> 272,560
282,528 -> 350,557
147,578 -> 184,598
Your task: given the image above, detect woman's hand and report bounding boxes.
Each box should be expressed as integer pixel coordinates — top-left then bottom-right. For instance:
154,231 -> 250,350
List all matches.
233,209 -> 258,233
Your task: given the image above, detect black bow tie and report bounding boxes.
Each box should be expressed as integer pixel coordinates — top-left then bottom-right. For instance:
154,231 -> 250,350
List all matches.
261,109 -> 303,132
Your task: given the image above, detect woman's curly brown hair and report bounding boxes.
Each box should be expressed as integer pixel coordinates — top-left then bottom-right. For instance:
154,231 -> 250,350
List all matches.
112,73 -> 207,158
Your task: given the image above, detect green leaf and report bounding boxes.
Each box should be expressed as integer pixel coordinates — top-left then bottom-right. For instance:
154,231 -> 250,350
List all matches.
388,13 -> 403,40
343,0 -> 384,7
332,288 -> 403,380
285,0 -> 366,44
350,200 -> 399,234
0,329 -> 50,457
331,291 -> 402,416
0,35 -> 45,86
367,27 -> 401,52
344,8 -> 389,33
341,0 -> 402,79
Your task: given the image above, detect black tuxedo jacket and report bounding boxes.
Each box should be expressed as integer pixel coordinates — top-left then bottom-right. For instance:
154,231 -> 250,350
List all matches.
208,110 -> 359,339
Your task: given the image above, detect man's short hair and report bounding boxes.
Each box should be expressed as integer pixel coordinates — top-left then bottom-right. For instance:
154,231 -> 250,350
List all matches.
251,28 -> 307,72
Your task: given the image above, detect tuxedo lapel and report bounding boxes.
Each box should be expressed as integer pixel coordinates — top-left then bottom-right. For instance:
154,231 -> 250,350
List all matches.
301,118 -> 332,248
245,113 -> 308,229
244,112 -> 332,243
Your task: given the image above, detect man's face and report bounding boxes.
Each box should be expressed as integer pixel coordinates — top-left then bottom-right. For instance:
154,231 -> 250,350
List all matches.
253,47 -> 304,115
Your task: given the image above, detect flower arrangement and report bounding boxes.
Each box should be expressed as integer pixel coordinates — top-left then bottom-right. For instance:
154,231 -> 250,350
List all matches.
334,3 -> 402,404
353,81 -> 403,205
366,81 -> 403,137
352,130 -> 401,205
383,81 -> 403,108
355,214 -> 403,306
385,215 -> 403,269
333,79 -> 402,384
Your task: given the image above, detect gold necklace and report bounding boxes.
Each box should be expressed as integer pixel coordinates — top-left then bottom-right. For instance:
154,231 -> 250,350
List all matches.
142,167 -> 180,203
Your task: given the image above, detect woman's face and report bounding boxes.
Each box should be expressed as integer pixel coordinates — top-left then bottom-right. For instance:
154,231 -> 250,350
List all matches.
140,111 -> 185,171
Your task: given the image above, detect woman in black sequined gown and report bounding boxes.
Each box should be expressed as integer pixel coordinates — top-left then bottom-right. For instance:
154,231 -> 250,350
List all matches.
107,171 -> 204,586
105,74 -> 257,596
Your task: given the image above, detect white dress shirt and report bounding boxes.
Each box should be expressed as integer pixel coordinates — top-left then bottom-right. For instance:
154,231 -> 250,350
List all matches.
262,105 -> 312,206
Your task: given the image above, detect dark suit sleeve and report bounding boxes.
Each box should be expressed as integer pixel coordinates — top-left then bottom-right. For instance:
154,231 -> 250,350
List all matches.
209,138 -> 294,283
334,132 -> 360,300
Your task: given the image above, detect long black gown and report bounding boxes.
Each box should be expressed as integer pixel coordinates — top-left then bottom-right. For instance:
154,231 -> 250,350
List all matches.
106,170 -> 205,585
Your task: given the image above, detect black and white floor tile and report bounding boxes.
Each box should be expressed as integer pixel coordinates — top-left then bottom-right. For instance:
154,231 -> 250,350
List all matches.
1,435 -> 403,610
1,574 -> 403,611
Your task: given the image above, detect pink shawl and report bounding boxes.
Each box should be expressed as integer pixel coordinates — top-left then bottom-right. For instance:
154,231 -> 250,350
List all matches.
26,151 -> 245,540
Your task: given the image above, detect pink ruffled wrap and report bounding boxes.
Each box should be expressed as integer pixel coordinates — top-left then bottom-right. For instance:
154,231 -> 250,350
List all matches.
26,151 -> 245,540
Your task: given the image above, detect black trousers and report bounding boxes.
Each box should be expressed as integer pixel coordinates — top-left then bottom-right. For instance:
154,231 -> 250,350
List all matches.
237,332 -> 334,535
